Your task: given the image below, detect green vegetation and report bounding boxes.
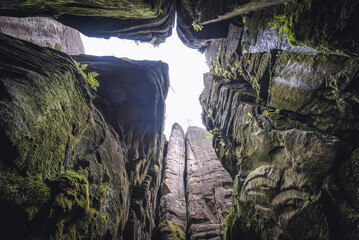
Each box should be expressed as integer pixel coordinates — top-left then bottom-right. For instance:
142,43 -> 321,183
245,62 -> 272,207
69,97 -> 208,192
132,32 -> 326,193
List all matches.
74,60 -> 100,91
268,15 -> 286,42
192,21 -> 204,32
0,0 -> 163,19
158,220 -> 185,240
151,36 -> 166,47
45,42 -> 62,51
242,16 -> 247,24
221,205 -> 237,239
0,171 -> 50,219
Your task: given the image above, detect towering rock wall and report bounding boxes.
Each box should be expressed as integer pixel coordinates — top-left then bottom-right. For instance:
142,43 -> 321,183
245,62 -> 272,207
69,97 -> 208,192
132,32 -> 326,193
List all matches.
157,123 -> 187,240
0,33 -> 169,240
186,127 -> 233,240
196,0 -> 359,239
0,16 -> 84,55
156,124 -> 233,240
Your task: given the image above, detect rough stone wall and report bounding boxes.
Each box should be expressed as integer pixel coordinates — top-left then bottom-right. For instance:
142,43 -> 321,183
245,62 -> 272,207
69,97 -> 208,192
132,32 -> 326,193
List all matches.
0,34 -> 169,240
0,0 -> 176,42
157,123 -> 187,240
186,127 -> 233,240
198,1 -> 359,239
156,124 -> 233,240
0,16 -> 84,55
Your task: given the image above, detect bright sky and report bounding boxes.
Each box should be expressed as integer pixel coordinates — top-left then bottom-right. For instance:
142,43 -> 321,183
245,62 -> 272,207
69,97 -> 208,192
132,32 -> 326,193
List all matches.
80,24 -> 208,138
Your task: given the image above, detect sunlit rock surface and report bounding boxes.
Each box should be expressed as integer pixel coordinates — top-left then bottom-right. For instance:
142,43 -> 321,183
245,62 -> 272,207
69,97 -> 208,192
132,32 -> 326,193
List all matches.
0,16 -> 84,55
0,34 -> 168,239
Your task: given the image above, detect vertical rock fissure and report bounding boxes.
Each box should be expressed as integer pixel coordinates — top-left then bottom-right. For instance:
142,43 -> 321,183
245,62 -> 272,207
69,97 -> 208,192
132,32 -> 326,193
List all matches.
184,137 -> 190,240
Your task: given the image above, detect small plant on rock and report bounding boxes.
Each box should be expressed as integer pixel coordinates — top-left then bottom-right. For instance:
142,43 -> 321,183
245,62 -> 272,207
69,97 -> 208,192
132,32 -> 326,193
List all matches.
192,21 -> 204,32
74,60 -> 100,91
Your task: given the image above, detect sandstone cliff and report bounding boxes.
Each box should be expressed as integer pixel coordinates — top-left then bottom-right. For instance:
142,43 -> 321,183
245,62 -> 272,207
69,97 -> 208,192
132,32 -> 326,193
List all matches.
0,0 -> 175,42
0,33 -> 168,239
0,16 -> 84,55
198,0 -> 359,239
186,127 -> 233,240
156,123 -> 187,240
156,124 -> 233,240
1,0 -> 359,239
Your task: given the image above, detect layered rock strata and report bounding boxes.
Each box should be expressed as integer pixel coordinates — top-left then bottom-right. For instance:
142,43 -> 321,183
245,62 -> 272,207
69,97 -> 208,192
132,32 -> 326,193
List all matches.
156,124 -> 233,240
198,1 -> 359,239
0,0 -> 175,42
0,34 -> 169,240
0,16 -> 84,55
186,127 -> 233,240
156,123 -> 187,240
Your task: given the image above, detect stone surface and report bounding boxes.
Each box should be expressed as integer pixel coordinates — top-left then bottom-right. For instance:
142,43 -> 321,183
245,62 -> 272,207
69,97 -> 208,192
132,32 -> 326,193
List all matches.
156,123 -> 187,240
155,124 -> 234,240
199,1 -> 359,239
0,34 -> 168,239
0,16 -> 84,55
72,54 -> 169,240
0,0 -> 175,42
57,0 -> 175,41
186,126 -> 233,240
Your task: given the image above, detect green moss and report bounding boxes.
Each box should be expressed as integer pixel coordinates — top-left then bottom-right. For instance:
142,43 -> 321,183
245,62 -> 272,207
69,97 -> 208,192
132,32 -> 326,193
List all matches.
0,171 -> 50,219
222,205 -> 238,239
158,220 -> 185,240
269,0 -> 357,57
0,0 -> 163,19
0,34 -> 92,177
50,170 -> 89,214
101,214 -> 108,224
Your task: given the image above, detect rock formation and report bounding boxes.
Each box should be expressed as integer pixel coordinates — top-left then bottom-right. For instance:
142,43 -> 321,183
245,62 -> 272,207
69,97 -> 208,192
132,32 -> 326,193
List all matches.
198,1 -> 359,239
0,16 -> 84,55
0,0 -> 175,42
157,124 -> 187,240
156,124 -> 233,240
1,0 -> 359,239
0,33 -> 168,239
186,127 -> 233,240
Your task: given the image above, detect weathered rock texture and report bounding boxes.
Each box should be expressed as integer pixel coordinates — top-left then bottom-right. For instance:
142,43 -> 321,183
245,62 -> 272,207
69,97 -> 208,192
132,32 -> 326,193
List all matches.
156,123 -> 187,240
0,16 -> 84,55
156,124 -> 233,240
186,127 -> 233,240
198,0 -> 359,239
0,33 -> 168,240
0,0 -> 175,42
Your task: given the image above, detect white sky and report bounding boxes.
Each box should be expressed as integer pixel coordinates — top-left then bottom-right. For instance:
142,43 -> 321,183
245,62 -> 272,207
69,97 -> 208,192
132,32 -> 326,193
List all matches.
80,24 -> 208,138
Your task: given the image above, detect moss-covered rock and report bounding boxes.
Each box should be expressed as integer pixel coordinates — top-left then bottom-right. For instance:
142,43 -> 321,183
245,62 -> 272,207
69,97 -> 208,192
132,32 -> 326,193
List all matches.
276,0 -> 359,57
0,0 -> 163,19
200,2 -> 359,236
0,33 -> 169,239
0,0 -> 176,41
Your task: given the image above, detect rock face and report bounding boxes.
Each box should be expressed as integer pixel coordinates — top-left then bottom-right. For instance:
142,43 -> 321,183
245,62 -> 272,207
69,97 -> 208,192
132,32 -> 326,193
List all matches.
0,33 -> 168,239
57,0 -> 175,42
0,16 -> 84,55
0,0 -> 175,42
156,124 -> 233,240
186,127 -> 233,240
1,0 -> 359,239
198,0 -> 359,239
156,123 -> 187,240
